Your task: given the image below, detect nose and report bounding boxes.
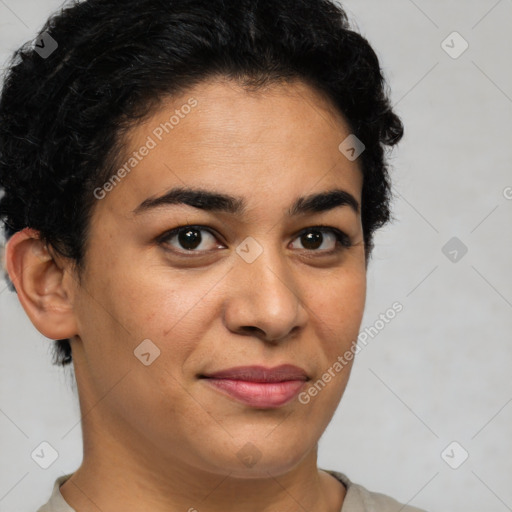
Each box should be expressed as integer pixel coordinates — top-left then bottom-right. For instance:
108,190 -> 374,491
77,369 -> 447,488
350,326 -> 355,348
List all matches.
223,247 -> 308,343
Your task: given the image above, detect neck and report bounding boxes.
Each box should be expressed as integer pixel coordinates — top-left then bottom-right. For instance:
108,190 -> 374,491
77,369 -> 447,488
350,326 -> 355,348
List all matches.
60,420 -> 345,512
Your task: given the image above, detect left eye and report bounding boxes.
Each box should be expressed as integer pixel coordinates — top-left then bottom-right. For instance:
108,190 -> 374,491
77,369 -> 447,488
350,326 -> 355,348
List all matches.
289,227 -> 351,252
159,225 -> 351,254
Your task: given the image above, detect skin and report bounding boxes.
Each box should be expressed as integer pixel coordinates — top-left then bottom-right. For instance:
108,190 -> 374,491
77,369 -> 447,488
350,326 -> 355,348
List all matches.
6,77 -> 366,512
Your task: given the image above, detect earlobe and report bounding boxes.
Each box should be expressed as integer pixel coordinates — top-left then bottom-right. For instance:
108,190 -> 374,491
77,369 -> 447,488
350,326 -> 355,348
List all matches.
5,228 -> 78,340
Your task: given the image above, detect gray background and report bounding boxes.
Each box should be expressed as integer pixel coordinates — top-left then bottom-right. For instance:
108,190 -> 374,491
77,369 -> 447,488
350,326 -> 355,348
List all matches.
1,0 -> 511,510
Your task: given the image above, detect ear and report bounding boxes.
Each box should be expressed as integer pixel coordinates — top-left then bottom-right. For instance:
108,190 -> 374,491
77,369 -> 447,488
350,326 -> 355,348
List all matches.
5,228 -> 78,340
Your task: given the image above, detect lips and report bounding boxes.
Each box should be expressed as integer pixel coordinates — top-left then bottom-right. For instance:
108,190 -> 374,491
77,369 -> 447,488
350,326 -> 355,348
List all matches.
202,364 -> 309,382
200,365 -> 309,408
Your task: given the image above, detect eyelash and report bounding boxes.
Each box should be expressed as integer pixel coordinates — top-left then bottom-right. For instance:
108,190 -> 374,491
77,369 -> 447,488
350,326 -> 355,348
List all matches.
157,224 -> 353,256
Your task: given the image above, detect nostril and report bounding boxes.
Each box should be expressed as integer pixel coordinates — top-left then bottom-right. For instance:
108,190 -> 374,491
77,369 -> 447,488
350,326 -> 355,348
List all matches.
241,326 -> 265,335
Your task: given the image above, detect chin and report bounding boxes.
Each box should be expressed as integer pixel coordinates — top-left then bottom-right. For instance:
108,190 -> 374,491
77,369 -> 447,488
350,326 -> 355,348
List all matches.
202,433 -> 315,479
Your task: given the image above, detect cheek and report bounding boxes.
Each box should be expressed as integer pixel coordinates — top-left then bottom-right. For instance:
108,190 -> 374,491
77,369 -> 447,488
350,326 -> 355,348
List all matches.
300,273 -> 365,423
95,266 -> 227,373
127,274 -> 218,337
312,269 -> 366,340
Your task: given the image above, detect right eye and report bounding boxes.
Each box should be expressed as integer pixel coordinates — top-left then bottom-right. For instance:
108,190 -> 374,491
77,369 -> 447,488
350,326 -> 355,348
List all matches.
158,225 -> 226,254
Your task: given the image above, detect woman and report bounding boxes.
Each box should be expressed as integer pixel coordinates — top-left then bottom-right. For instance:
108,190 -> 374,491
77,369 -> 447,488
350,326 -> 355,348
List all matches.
0,0 -> 426,510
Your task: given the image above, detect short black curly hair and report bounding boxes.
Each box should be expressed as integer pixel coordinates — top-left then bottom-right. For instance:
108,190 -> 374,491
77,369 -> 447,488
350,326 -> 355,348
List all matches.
0,0 -> 403,367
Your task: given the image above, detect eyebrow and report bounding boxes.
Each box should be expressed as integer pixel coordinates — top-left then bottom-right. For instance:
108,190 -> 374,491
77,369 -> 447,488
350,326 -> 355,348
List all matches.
132,186 -> 359,217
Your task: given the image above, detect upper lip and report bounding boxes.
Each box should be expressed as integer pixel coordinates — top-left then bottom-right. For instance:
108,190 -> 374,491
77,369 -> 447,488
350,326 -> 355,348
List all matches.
201,364 -> 309,382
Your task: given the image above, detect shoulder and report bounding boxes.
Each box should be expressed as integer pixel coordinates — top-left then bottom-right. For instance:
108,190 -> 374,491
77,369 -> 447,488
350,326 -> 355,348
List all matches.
324,469 -> 429,512
37,473 -> 75,512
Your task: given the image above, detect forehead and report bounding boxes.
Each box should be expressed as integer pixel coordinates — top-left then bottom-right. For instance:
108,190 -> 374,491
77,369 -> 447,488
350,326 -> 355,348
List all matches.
93,77 -> 363,221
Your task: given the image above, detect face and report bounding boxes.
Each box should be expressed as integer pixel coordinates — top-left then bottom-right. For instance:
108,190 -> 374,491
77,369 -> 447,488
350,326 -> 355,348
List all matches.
70,77 -> 366,478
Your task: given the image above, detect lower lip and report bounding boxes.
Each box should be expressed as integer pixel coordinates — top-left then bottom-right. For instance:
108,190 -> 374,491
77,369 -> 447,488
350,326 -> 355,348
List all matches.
203,378 -> 306,408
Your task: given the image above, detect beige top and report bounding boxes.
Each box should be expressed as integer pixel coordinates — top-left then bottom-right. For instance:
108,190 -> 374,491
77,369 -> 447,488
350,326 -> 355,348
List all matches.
37,470 -> 428,511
